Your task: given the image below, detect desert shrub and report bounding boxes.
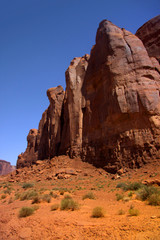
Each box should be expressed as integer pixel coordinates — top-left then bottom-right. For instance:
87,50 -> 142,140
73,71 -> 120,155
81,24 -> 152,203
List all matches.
127,182 -> 143,191
20,190 -> 38,201
1,194 -> 6,199
91,206 -> 105,218
14,192 -> 21,200
64,194 -> 72,199
116,193 -> 124,201
49,191 -> 58,198
32,204 -> 39,211
3,187 -> 12,195
19,207 -> 34,218
148,193 -> 160,206
22,182 -> 34,189
116,182 -> 142,191
51,203 -> 59,211
60,198 -> 79,211
128,208 -> 139,216
32,195 -> 41,204
118,209 -> 125,215
136,185 -> 158,201
116,182 -> 128,191
3,183 -> 11,189
42,194 -> 51,203
82,192 -> 95,200
128,191 -> 133,197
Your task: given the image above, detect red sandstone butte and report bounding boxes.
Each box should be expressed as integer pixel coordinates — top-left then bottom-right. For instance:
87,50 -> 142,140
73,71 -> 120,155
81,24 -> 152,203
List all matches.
17,17 -> 160,173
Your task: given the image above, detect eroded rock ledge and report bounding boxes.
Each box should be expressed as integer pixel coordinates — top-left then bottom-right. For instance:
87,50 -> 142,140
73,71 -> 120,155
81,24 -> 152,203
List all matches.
17,16 -> 160,173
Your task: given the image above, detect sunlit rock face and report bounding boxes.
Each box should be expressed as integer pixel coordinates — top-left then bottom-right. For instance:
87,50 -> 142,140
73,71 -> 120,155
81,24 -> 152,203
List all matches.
17,17 -> 160,173
59,55 -> 90,157
0,160 -> 15,175
17,86 -> 65,168
136,15 -> 160,63
81,19 -> 160,172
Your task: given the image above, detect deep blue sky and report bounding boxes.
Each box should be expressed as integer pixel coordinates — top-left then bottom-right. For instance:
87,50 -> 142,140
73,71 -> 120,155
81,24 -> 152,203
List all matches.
0,0 -> 159,166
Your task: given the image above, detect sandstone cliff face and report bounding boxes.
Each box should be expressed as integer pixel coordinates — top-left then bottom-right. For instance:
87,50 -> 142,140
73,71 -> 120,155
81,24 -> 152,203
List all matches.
0,160 -> 15,175
17,86 -> 64,168
136,15 -> 160,63
59,55 -> 90,157
81,20 -> 160,172
17,16 -> 160,172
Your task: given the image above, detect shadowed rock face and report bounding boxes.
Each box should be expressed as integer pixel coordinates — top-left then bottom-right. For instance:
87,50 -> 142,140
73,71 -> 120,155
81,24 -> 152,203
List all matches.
136,15 -> 160,63
0,160 -> 15,175
17,17 -> 160,172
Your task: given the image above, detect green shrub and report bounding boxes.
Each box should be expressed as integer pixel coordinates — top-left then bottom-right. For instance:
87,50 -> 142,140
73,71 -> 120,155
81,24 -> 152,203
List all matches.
128,208 -> 139,216
20,190 -> 38,201
91,207 -> 105,218
51,203 -> 59,211
148,193 -> 160,206
22,182 -> 34,189
127,182 -> 143,191
128,191 -> 133,197
116,182 -> 128,191
19,207 -> 34,218
60,198 -> 79,211
136,185 -> 158,201
116,182 -> 142,191
42,194 -> 51,203
118,209 -> 125,215
116,193 -> 124,201
82,192 -> 95,200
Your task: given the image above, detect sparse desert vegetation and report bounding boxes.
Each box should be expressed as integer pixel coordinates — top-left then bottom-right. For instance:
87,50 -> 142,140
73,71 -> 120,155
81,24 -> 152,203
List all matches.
0,156 -> 160,239
19,206 -> 35,218
91,206 -> 105,218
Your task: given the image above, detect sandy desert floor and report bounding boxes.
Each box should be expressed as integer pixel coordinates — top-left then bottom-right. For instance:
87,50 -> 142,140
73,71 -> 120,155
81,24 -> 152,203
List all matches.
0,156 -> 160,240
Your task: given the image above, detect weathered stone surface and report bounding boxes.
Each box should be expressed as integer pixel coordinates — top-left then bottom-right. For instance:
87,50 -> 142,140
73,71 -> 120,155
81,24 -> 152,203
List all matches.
17,86 -> 64,168
59,55 -> 89,156
136,15 -> 160,63
17,129 -> 38,168
81,20 -> 160,172
38,86 -> 65,159
0,160 -> 15,175
17,17 -> 160,172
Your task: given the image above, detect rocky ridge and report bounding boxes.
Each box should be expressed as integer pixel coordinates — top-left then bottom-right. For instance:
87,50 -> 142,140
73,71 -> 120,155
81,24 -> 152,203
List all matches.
0,160 -> 15,175
17,16 -> 160,173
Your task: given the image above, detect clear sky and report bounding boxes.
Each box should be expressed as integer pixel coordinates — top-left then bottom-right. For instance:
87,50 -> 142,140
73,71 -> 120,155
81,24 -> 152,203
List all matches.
0,0 -> 159,166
